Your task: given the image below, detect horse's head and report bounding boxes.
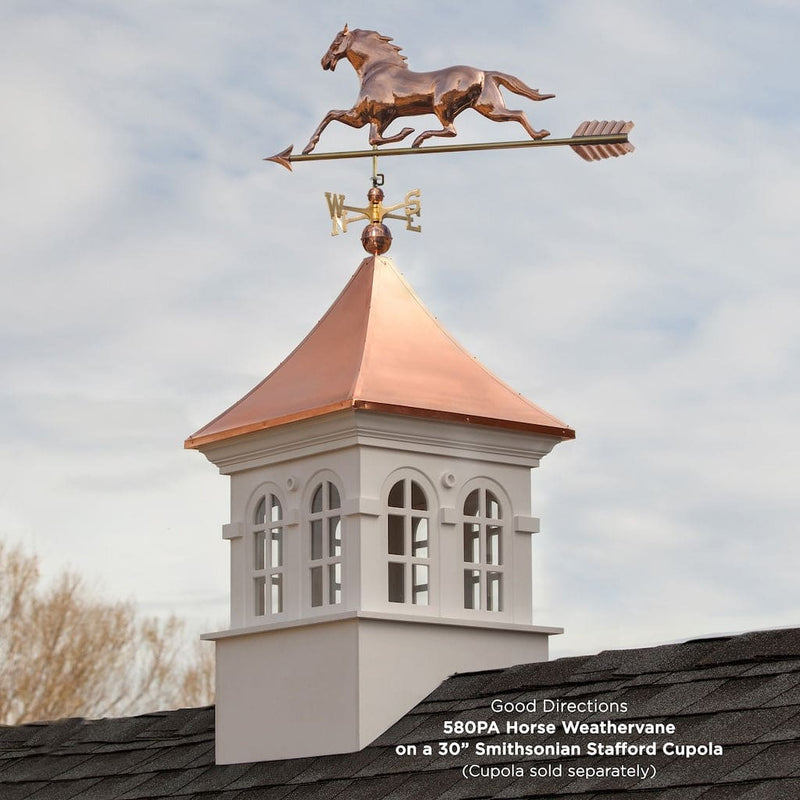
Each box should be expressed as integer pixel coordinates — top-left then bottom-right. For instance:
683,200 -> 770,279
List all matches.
321,25 -> 351,72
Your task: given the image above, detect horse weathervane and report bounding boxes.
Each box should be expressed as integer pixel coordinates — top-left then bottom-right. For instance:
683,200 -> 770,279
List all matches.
266,25 -> 635,254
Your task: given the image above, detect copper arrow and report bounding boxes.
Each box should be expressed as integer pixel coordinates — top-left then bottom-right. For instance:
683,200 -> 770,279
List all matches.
265,123 -> 634,171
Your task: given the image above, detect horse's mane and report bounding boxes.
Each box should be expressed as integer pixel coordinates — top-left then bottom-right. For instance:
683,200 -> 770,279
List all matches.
352,29 -> 408,68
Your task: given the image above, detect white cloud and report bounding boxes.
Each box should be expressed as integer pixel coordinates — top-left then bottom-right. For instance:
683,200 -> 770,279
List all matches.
1,0 -> 798,659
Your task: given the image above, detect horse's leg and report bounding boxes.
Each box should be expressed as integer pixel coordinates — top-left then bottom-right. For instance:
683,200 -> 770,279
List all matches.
302,108 -> 368,154
473,80 -> 550,140
369,120 -> 415,147
410,114 -> 457,148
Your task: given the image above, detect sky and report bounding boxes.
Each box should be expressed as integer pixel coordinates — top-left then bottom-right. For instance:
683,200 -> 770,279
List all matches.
2,0 -> 798,661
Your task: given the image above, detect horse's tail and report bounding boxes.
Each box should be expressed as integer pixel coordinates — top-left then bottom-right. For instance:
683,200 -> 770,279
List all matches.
486,71 -> 555,102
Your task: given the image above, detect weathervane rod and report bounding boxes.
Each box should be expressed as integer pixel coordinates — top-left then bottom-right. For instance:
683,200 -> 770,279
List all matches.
267,130 -> 633,170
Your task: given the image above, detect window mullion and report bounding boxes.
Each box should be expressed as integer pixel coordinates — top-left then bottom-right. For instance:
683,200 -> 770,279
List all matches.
405,510 -> 412,599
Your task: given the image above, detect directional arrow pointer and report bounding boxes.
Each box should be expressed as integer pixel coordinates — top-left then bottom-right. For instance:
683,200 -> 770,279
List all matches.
264,145 -> 294,171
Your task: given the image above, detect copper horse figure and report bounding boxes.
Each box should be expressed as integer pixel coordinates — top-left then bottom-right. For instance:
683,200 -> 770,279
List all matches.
302,26 -> 555,154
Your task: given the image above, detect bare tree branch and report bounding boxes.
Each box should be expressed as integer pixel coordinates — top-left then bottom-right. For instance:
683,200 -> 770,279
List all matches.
0,541 -> 215,725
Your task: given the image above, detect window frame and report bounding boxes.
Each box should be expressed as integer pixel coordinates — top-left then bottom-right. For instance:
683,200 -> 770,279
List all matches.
248,485 -> 287,621
460,483 -> 507,614
306,476 -> 345,609
384,473 -> 435,608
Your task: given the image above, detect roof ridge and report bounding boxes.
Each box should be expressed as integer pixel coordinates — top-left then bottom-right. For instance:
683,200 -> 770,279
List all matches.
349,256 -> 379,402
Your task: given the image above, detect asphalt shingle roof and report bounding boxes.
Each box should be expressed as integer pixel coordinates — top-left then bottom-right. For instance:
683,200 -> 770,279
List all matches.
1,627 -> 798,799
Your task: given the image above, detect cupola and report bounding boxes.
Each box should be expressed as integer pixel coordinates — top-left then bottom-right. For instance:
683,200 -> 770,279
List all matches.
187,254 -> 573,764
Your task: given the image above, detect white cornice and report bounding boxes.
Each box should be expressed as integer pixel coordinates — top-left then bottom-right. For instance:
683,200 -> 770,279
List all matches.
202,609 -> 563,640
200,409 -> 562,474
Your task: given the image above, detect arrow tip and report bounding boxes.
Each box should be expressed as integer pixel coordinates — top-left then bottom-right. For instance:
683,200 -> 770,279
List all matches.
264,145 -> 294,171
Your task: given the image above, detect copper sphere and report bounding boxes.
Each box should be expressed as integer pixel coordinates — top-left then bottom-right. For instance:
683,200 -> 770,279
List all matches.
367,186 -> 384,204
361,222 -> 392,255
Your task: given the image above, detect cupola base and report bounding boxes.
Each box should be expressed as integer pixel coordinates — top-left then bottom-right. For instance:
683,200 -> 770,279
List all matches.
207,612 -> 560,764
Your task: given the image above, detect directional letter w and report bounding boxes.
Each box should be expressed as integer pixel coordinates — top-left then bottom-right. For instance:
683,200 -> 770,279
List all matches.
325,192 -> 347,235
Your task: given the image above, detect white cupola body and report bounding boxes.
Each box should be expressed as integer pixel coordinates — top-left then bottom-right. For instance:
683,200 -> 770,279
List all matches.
187,256 -> 573,765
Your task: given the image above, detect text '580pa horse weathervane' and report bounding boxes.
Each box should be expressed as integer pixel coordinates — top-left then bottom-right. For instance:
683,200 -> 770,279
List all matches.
266,25 -> 635,255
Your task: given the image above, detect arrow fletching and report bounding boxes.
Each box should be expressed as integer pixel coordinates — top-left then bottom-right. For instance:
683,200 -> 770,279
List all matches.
571,121 -> 634,161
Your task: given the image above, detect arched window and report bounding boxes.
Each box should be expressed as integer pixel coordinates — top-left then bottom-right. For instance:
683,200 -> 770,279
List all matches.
387,478 -> 430,605
462,487 -> 504,611
308,481 -> 342,607
251,491 -> 285,618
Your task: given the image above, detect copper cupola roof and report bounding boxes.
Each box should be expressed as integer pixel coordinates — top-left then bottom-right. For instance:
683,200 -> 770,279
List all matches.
185,256 -> 574,449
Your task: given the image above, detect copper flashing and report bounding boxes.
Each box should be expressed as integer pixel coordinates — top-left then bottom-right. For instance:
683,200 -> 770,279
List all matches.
185,256 -> 574,449
352,401 -> 575,439
184,401 -> 354,449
